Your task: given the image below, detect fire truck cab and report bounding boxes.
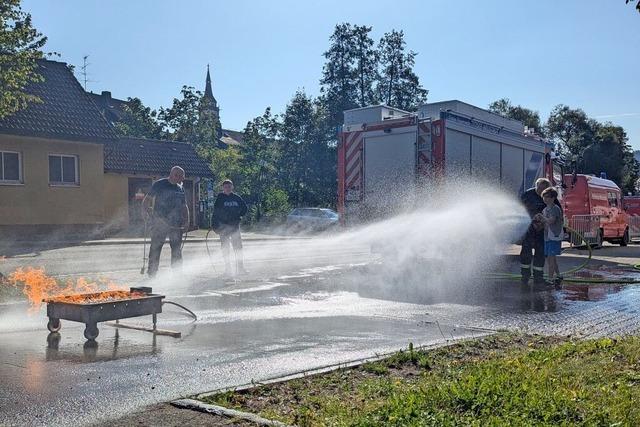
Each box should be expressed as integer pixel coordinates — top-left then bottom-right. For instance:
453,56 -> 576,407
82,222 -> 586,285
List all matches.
562,174 -> 630,246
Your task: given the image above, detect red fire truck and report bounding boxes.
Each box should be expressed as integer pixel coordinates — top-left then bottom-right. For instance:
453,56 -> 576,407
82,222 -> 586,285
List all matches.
562,174 -> 630,246
337,101 -> 562,225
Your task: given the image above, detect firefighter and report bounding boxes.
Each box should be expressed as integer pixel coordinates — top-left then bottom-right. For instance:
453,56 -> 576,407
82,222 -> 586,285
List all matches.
519,178 -> 561,288
142,166 -> 189,277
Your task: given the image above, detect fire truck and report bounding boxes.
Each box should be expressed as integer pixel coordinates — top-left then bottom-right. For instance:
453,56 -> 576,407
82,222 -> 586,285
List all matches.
563,173 -> 630,246
337,101 -> 562,225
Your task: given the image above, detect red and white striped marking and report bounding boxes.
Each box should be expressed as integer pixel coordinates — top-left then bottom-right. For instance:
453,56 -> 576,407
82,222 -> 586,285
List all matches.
344,131 -> 363,190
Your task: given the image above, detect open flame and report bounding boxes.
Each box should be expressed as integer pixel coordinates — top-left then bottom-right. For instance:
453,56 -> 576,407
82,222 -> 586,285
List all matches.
6,267 -> 136,310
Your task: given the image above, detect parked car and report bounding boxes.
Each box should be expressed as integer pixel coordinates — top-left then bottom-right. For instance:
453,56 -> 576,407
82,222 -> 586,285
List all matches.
286,208 -> 339,232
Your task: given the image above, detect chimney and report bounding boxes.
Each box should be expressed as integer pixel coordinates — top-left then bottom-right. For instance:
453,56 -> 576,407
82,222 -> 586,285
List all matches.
600,172 -> 607,179
101,91 -> 112,101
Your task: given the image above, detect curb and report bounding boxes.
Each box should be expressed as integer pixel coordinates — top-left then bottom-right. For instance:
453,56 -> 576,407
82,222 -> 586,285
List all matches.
0,235 -> 312,247
196,331 -> 493,400
171,399 -> 291,427
175,332 -> 495,425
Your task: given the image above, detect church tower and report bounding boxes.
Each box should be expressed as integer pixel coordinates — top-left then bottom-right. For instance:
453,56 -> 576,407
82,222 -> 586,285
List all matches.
201,64 -> 220,124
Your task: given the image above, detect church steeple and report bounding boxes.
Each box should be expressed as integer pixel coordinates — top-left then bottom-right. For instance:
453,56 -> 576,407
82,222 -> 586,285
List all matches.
204,64 -> 216,106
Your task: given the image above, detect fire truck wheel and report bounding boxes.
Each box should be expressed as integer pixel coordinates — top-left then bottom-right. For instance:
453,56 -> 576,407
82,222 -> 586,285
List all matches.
84,324 -> 99,341
620,229 -> 629,247
47,318 -> 61,333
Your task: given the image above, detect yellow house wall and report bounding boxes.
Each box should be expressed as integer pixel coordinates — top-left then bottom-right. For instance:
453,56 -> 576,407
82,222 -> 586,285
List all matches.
103,173 -> 129,230
0,134 -> 104,225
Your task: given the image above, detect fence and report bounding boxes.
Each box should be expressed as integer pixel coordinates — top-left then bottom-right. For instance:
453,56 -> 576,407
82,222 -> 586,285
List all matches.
629,215 -> 640,242
566,214 -> 600,247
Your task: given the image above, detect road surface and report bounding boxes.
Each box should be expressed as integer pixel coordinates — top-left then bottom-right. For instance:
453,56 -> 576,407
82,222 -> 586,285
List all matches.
1,239 -> 639,426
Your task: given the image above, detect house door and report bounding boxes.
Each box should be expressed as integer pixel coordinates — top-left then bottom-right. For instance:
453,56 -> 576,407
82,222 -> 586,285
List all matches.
128,178 -> 152,227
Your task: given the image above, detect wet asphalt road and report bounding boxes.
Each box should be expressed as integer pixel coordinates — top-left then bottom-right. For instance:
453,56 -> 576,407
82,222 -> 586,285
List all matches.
1,239 -> 640,426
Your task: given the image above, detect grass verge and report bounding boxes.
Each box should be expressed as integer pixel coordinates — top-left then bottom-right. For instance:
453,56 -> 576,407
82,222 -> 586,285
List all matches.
201,333 -> 640,426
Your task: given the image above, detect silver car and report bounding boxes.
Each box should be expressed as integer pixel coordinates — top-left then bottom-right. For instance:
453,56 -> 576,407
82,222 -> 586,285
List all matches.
286,208 -> 339,231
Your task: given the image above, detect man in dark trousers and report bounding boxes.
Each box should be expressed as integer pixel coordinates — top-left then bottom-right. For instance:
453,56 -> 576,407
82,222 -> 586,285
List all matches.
142,166 -> 189,277
520,177 -> 561,289
212,179 -> 248,276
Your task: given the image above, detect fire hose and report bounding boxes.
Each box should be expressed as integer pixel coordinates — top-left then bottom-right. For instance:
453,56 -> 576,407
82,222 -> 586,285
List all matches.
163,300 -> 197,321
485,225 -> 640,285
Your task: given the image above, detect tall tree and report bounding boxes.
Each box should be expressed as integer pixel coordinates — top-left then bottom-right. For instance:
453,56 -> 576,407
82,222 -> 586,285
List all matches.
279,91 -> 335,207
376,30 -> 428,111
488,98 -> 544,135
0,0 -> 47,119
320,23 -> 358,128
351,25 -> 378,107
113,97 -> 163,139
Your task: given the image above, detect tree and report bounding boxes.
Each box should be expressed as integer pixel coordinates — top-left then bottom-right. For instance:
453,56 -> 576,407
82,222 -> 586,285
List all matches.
351,25 -> 378,107
546,105 -> 639,194
0,0 -> 47,119
582,125 -> 639,194
488,98 -> 544,136
158,86 -> 200,142
376,30 -> 428,111
320,23 -> 358,128
546,104 -> 599,157
279,91 -> 336,207
113,97 -> 163,139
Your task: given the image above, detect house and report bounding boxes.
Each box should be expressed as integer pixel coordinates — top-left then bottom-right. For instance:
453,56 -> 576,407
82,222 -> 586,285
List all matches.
0,59 -> 214,238
103,137 -> 214,231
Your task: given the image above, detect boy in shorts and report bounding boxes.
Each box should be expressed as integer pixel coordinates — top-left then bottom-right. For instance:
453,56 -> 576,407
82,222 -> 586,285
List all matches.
539,187 -> 563,289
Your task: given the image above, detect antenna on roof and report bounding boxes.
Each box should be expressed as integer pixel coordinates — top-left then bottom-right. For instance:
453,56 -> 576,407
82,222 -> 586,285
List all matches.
80,55 -> 97,91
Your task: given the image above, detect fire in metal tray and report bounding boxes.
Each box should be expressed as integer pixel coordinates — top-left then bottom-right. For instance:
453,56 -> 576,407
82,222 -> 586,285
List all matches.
43,290 -> 146,304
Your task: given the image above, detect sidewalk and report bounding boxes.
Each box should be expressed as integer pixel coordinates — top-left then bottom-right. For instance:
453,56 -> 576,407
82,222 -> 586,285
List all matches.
81,230 -> 310,246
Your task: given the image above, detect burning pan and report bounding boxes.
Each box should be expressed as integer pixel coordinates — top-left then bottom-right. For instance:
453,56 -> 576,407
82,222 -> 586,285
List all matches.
44,287 -> 164,340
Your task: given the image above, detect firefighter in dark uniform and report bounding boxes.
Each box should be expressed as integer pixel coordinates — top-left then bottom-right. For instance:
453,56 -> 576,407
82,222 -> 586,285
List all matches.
520,178 -> 561,287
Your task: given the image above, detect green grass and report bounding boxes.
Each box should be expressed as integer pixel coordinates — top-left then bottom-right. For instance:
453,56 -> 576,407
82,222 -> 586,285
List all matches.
201,333 -> 640,426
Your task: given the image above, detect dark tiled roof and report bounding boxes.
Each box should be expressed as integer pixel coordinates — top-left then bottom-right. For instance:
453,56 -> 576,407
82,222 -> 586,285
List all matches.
0,59 -> 118,142
104,137 -> 214,178
87,91 -> 129,126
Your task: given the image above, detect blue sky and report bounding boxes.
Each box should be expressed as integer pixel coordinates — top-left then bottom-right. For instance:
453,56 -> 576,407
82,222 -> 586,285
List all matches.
23,0 -> 640,150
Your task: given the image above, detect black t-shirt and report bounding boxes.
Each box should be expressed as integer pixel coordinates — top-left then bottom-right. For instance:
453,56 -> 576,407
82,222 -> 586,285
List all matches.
213,192 -> 248,228
148,178 -> 186,226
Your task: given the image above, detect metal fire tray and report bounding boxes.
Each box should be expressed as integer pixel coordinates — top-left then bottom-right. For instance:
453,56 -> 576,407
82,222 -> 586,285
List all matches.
44,288 -> 165,340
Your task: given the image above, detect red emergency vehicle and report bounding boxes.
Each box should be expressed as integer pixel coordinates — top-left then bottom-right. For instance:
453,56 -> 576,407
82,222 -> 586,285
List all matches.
337,101 -> 562,225
562,174 -> 629,246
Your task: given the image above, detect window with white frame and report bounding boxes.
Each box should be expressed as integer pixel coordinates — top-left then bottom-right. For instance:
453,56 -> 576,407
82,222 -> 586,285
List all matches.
48,154 -> 79,185
0,151 -> 22,183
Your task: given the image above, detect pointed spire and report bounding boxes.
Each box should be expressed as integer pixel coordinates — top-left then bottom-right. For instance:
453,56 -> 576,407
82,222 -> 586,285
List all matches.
204,64 -> 214,100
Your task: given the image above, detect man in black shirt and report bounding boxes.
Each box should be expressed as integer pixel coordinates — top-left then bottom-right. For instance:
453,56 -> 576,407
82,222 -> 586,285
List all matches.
519,177 -> 561,288
142,166 -> 189,277
212,179 -> 248,276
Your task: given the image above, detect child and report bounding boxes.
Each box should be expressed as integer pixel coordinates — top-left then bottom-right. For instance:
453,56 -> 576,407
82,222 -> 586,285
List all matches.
540,187 -> 563,288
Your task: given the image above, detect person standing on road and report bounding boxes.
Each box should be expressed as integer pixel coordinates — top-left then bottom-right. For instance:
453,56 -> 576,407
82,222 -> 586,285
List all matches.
519,178 -> 561,289
142,166 -> 189,277
212,179 -> 248,276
